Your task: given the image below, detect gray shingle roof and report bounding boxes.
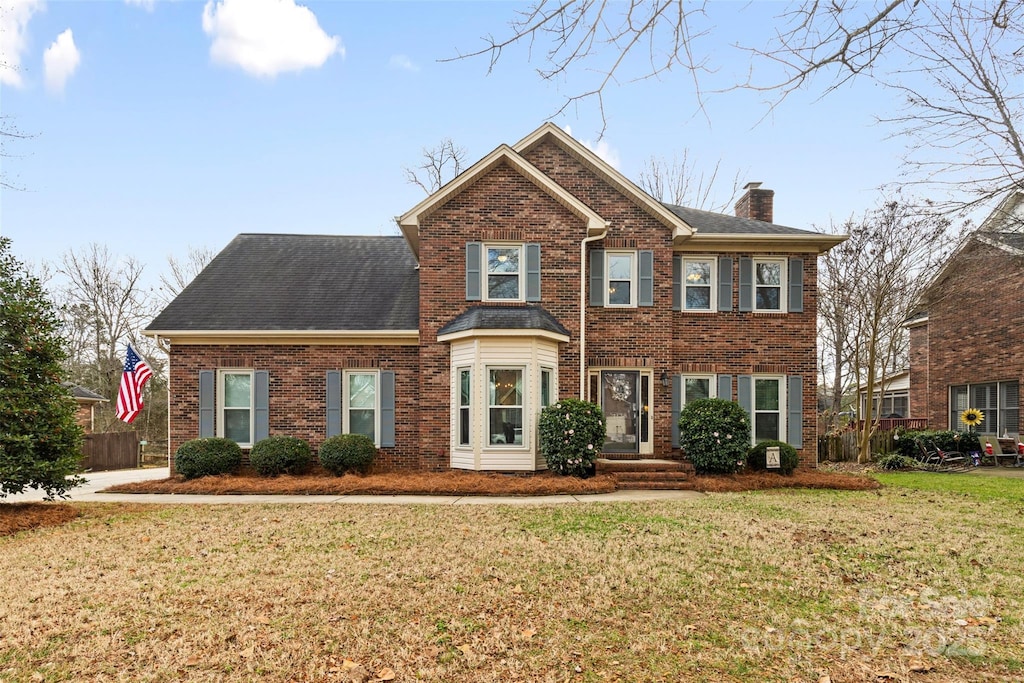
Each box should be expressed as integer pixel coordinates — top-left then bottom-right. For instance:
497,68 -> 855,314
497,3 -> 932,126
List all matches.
438,305 -> 570,337
662,203 -> 816,235
148,234 -> 419,331
62,383 -> 107,402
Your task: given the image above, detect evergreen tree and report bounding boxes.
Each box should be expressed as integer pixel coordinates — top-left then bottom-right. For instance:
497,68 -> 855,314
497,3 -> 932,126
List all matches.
1,237 -> 84,499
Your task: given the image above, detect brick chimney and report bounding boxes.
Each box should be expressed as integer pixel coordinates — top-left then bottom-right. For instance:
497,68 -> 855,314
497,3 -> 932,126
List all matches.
734,182 -> 774,223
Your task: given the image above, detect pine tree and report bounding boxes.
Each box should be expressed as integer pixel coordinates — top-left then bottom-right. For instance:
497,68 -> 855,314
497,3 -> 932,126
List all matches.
1,237 -> 84,499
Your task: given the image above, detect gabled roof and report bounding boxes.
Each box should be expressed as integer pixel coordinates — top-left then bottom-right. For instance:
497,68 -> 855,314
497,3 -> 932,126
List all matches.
145,234 -> 419,337
62,383 -> 107,403
437,305 -> 570,341
664,203 -> 846,252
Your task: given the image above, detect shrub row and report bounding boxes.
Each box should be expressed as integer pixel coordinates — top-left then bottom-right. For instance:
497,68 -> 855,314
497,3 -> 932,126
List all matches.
893,429 -> 981,460
174,434 -> 377,480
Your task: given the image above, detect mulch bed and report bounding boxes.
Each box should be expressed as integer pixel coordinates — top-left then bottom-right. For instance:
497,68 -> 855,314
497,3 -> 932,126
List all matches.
0,503 -> 80,537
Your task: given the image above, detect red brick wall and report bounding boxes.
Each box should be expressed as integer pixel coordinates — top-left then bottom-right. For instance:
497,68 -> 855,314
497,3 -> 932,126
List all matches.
74,403 -> 93,433
908,324 -> 928,420
167,344 -> 420,471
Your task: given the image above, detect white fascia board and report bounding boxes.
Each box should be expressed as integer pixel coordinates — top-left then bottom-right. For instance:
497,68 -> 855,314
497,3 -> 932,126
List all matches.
142,329 -> 420,346
675,233 -> 848,253
436,328 -> 570,344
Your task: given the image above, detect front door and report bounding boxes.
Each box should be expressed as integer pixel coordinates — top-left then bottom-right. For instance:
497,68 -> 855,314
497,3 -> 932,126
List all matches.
602,371 -> 640,454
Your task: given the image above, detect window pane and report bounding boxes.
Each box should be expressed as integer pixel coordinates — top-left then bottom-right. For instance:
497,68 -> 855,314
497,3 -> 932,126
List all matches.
349,409 -> 375,441
685,287 -> 711,309
348,374 -> 376,409
487,247 -> 519,274
224,374 -> 251,408
224,408 -> 250,443
685,261 -> 711,285
684,378 -> 710,403
608,254 -> 632,280
608,281 -> 631,305
487,274 -> 519,299
460,370 -> 471,406
489,407 -> 523,445
489,369 -> 522,406
755,262 -> 781,286
756,287 -> 780,310
950,385 -> 968,430
541,369 -> 552,407
755,413 -> 780,441
459,407 -> 470,445
755,379 -> 780,410
892,397 -> 908,418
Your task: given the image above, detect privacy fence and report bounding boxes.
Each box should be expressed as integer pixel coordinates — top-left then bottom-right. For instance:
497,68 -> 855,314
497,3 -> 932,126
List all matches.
818,430 -> 897,462
81,431 -> 139,471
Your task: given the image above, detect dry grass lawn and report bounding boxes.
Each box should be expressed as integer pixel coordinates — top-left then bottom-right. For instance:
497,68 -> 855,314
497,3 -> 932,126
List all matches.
2,483 -> 1022,682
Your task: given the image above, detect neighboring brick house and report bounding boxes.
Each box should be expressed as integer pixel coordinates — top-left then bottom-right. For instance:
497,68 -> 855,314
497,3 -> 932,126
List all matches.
63,383 -> 107,433
908,191 -> 1024,438
145,123 -> 844,471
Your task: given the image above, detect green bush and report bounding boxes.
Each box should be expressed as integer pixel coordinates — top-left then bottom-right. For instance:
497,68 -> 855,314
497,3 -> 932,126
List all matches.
319,434 -> 376,475
174,437 -> 243,480
249,436 -> 312,476
875,453 -> 918,470
678,398 -> 751,474
747,440 -> 799,475
894,429 -> 980,459
538,399 -> 605,477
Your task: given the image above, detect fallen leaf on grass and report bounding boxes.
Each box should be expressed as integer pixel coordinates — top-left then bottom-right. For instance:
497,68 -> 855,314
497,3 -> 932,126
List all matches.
185,655 -> 201,667
422,646 -> 442,659
817,675 -> 832,683
375,668 -> 395,681
457,644 -> 474,657
520,628 -> 537,639
908,657 -> 932,673
239,646 -> 254,659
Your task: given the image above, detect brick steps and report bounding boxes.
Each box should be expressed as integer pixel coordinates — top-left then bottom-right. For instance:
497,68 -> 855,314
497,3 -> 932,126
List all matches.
595,458 -> 691,490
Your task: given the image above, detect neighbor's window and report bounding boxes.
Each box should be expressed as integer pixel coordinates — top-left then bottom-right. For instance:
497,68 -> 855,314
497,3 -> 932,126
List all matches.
219,371 -> 253,446
606,252 -> 636,307
754,259 -> 785,311
683,258 -> 714,311
345,371 -> 378,444
754,377 -> 783,442
486,245 -> 522,300
458,368 -> 471,447
488,368 -> 523,446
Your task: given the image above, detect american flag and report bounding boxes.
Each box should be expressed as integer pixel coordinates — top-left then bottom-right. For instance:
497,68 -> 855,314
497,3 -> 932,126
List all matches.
116,344 -> 153,424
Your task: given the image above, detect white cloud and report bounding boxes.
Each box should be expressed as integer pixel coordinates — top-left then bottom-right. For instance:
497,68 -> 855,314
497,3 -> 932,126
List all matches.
563,125 -> 621,169
125,0 -> 157,10
388,54 -> 419,72
202,0 -> 344,78
0,0 -> 43,87
43,28 -> 80,94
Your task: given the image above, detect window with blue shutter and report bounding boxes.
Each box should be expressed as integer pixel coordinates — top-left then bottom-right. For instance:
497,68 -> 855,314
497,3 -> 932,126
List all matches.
199,370 -> 214,438
326,371 -> 342,438
525,243 -> 541,302
380,371 -> 396,447
589,249 -> 605,306
638,250 -> 654,306
672,255 -> 682,311
466,242 -> 482,301
253,371 -> 269,443
718,257 -> 733,312
787,375 -> 803,448
738,258 -> 753,312
788,258 -> 804,313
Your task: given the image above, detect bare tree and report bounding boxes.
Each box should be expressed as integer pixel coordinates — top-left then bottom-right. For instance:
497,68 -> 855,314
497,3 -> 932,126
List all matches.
158,245 -> 215,305
637,152 -> 742,212
403,138 -> 468,194
1,116 -> 34,191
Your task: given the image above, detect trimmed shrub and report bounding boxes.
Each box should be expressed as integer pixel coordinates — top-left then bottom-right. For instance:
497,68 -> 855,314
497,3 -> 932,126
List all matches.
747,440 -> 799,475
319,434 -> 376,475
875,453 -> 918,470
678,398 -> 750,474
249,436 -> 312,477
174,438 -> 242,480
539,399 -> 606,477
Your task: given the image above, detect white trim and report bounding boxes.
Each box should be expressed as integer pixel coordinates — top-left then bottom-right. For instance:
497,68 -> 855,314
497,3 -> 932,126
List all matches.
681,256 -> 717,312
486,366 -> 527,449
437,328 -> 570,344
457,367 -> 472,448
681,374 -> 717,405
674,233 -> 847,253
142,330 -> 419,346
483,243 -> 524,302
750,375 -> 787,445
217,369 -> 254,448
604,251 -> 637,308
587,367 -> 655,455
343,370 -> 381,447
752,257 -> 788,313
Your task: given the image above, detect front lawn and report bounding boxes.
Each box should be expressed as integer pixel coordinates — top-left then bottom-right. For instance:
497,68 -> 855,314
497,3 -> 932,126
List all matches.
1,484 -> 1022,681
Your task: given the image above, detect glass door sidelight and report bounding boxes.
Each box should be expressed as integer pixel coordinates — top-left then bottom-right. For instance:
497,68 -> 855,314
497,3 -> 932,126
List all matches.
602,371 -> 640,453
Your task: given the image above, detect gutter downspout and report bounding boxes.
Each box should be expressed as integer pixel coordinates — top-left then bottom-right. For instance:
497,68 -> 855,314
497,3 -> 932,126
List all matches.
579,225 -> 609,399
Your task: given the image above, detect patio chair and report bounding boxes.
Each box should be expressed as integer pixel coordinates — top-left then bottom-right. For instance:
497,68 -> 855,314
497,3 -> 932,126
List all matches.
982,437 -> 1019,466
916,439 -> 968,470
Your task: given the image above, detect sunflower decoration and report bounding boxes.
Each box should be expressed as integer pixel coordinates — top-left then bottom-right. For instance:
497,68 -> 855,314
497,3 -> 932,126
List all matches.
960,408 -> 985,429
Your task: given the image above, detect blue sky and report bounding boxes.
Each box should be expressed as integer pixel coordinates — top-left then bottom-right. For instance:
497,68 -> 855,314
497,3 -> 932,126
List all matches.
2,0 -> 914,284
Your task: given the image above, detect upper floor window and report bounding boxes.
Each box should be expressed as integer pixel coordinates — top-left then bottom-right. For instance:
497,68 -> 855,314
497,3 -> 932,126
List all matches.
606,252 -> 636,307
590,249 -> 654,308
486,245 -> 522,300
219,370 -> 253,446
683,257 -> 715,311
467,242 -> 540,303
754,258 -> 785,312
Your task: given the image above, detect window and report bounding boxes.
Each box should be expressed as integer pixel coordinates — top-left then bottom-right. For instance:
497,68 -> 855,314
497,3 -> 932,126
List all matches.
754,259 -> 785,311
345,371 -> 379,444
219,371 -> 253,446
754,378 -> 783,442
488,368 -> 523,446
486,245 -> 522,300
458,368 -> 471,447
683,375 -> 715,405
540,368 -> 553,408
683,258 -> 714,311
870,393 -> 909,418
606,252 -> 636,307
952,381 -> 1019,435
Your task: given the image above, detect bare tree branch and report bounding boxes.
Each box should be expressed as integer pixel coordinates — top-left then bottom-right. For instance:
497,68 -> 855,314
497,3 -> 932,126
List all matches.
158,245 -> 215,306
403,138 -> 468,194
636,151 -> 743,211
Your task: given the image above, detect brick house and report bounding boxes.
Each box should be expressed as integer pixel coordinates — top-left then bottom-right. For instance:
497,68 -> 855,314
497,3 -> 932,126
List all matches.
908,191 -> 1024,438
145,123 -> 844,471
63,383 -> 107,433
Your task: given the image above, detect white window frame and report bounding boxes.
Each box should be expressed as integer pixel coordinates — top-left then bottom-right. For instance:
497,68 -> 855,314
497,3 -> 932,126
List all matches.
540,367 -> 554,408
605,251 -> 637,308
484,243 -> 524,302
217,370 -> 254,448
950,381 -> 1019,436
344,370 -> 381,447
457,367 -> 472,448
751,375 -> 787,444
487,366 -> 526,448
682,257 -> 717,311
753,258 -> 787,313
681,374 -> 717,406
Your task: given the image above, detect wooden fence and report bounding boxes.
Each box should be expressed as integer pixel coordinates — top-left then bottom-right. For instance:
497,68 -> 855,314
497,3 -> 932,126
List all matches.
81,431 -> 139,471
818,430 -> 897,462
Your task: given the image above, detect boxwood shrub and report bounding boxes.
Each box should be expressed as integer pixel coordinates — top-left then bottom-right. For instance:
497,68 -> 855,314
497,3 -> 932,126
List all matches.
174,437 -> 242,480
678,398 -> 750,474
249,436 -> 312,476
747,440 -> 798,475
319,434 -> 376,475
538,399 -> 605,477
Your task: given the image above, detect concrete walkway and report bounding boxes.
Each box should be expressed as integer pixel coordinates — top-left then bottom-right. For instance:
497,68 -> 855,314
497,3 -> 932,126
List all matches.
5,467 -> 704,505
966,464 -> 1024,478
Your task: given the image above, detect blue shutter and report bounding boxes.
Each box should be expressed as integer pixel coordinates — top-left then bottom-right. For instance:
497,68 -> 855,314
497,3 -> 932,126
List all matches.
718,257 -> 733,312
380,370 -> 396,448
254,370 -> 269,443
198,370 -> 214,438
738,257 -> 753,312
466,242 -> 482,301
638,250 -> 654,307
787,375 -> 803,448
526,243 -> 541,302
672,255 -> 682,311
738,375 -> 752,424
326,371 -> 342,438
788,258 -> 804,313
717,374 -> 732,401
589,249 -> 605,307
671,374 -> 681,448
